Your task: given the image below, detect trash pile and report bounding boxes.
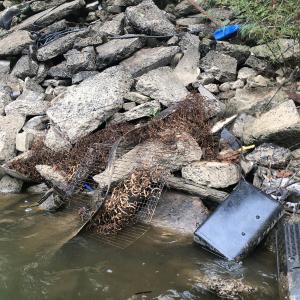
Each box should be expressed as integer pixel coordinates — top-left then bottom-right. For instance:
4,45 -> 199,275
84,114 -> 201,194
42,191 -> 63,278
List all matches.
0,0 -> 299,299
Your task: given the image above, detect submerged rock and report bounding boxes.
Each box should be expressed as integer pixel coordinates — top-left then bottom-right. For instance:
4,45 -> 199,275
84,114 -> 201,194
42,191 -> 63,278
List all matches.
125,0 -> 176,36
136,66 -> 189,106
47,65 -> 133,143
151,190 -> 209,235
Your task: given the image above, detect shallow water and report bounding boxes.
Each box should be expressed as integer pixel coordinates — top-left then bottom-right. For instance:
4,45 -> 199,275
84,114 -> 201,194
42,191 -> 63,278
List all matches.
0,194 -> 279,300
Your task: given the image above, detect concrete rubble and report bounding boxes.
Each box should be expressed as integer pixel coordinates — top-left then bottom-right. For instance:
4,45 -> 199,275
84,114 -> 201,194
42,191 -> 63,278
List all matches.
0,0 -> 299,299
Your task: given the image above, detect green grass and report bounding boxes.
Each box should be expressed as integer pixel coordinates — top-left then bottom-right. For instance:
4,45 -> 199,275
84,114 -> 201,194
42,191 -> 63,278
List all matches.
211,0 -> 300,43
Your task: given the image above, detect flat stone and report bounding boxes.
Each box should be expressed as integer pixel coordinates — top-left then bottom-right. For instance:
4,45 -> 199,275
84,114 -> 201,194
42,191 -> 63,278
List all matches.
182,161 -> 240,189
94,132 -> 202,188
26,183 -> 48,194
122,102 -> 136,111
246,143 -> 291,168
111,100 -> 161,124
44,126 -> 72,152
0,114 -> 25,162
13,0 -> 85,31
64,46 -> 96,73
243,100 -> 300,146
237,67 -> 257,81
30,0 -> 67,13
215,41 -> 250,65
15,132 -> 34,152
125,0 -> 176,36
72,71 -> 99,84
48,62 -> 72,78
204,83 -> 219,94
17,89 -> 45,102
245,55 -> 271,73
36,29 -> 88,61
251,39 -> 300,63
11,55 -> 39,79
120,46 -> 180,77
228,86 -> 290,114
174,33 -> 200,86
47,65 -> 133,143
0,60 -> 10,74
124,91 -> 150,104
0,175 -> 22,193
91,13 -> 124,35
151,190 -> 209,235
247,75 -> 271,88
0,30 -> 33,56
96,37 -> 144,70
200,50 -> 237,83
5,99 -> 49,117
136,66 -> 189,106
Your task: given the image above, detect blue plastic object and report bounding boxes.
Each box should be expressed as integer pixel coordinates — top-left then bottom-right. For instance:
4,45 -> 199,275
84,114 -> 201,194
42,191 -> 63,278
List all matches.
83,183 -> 94,192
213,24 -> 240,41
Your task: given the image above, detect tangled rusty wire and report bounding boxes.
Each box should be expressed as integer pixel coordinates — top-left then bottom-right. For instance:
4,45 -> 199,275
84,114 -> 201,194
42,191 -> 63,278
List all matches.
9,93 -> 216,182
83,168 -> 164,235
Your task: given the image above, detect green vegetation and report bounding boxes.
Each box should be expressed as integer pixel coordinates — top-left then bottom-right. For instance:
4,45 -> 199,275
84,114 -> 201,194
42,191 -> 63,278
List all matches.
213,0 -> 300,43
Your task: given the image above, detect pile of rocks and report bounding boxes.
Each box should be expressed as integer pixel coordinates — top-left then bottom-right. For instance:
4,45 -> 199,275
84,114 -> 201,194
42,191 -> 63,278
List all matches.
0,0 -> 298,211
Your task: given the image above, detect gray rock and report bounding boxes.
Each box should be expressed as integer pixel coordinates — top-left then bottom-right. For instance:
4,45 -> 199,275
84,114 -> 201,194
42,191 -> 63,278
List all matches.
231,79 -> 244,90
48,62 -> 72,79
124,91 -> 150,104
47,66 -> 133,143
5,99 -> 49,117
72,71 -> 99,84
73,29 -> 104,49
245,55 -> 271,73
120,46 -> 180,77
200,51 -> 237,83
94,132 -> 203,188
243,100 -> 300,146
26,183 -> 48,194
0,175 -> 22,193
23,77 -> 44,93
11,55 -> 39,79
34,63 -> 49,83
30,0 -> 67,13
182,161 -> 240,189
23,115 -> 49,134
0,30 -> 33,56
38,193 -> 62,211
151,190 -> 209,235
64,46 -> 96,73
111,100 -> 160,124
122,101 -> 136,111
231,113 -> 255,139
246,143 -> 291,168
0,114 -> 25,162
36,29 -> 88,61
228,86 -> 290,114
237,67 -> 257,81
219,82 -> 231,92
36,165 -> 68,191
198,84 -> 225,118
174,0 -> 198,17
96,37 -> 144,70
91,13 -> 124,35
215,41 -> 250,65
247,75 -> 271,88
136,66 -> 189,106
207,7 -> 234,21
197,72 -> 215,85
125,0 -> 176,36
174,33 -> 200,86
0,60 -> 10,74
13,0 -> 85,31
0,86 -> 11,115
44,126 -> 72,152
250,39 -> 300,63
15,132 -> 34,152
176,15 -> 205,26
203,83 -> 219,94
17,89 -> 45,102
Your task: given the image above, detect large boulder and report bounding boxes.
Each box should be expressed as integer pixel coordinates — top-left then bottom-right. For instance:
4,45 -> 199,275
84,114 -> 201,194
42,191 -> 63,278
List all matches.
243,100 -> 300,146
0,30 -> 33,56
151,190 -> 209,235
136,66 -> 189,106
93,132 -> 203,188
47,66 -> 133,143
120,46 -> 180,77
0,114 -> 25,162
5,99 -> 49,117
182,161 -> 240,189
200,50 -> 237,83
96,37 -> 144,70
125,0 -> 176,36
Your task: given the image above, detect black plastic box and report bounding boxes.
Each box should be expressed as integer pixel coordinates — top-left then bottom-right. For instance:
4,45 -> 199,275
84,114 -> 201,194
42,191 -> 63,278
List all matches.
194,180 -> 283,261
